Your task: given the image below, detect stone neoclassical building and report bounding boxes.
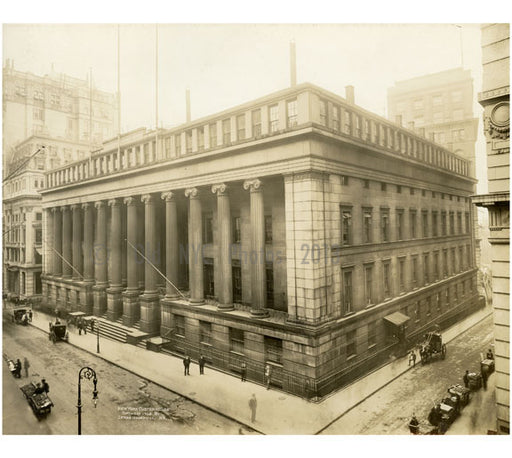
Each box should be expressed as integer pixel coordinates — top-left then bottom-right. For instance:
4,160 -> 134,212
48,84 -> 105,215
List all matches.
40,83 -> 483,397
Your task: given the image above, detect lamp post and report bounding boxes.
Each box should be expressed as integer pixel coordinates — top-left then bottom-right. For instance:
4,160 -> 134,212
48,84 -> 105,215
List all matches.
77,366 -> 98,435
96,320 -> 100,354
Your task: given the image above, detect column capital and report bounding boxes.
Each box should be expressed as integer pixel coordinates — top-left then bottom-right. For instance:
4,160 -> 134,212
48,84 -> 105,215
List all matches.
50,207 -> 60,214
94,201 -> 105,210
60,205 -> 70,212
185,187 -> 200,199
81,202 -> 92,211
211,183 -> 228,196
124,196 -> 139,206
70,204 -> 81,211
108,198 -> 120,207
161,191 -> 176,202
141,194 -> 154,205
243,178 -> 262,192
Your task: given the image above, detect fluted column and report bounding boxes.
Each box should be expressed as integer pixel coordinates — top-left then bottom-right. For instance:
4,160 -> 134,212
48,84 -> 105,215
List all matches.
243,178 -> 268,316
185,187 -> 204,305
93,201 -> 108,316
139,194 -> 160,333
82,203 -> 94,281
53,208 -> 62,277
62,206 -> 72,279
107,198 -> 123,321
71,205 -> 82,280
46,208 -> 54,275
161,192 -> 179,298
122,197 -> 140,326
212,183 -> 233,310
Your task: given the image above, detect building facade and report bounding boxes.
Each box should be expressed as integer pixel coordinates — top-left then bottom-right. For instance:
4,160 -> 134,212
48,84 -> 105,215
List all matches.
473,23 -> 510,435
40,83 -> 482,397
2,59 -> 118,174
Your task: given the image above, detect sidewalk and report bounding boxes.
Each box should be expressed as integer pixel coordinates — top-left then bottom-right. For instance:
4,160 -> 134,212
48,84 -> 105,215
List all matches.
27,305 -> 492,435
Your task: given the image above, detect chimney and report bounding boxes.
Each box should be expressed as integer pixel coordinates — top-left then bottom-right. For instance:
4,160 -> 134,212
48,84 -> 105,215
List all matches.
186,88 -> 191,123
345,85 -> 355,104
290,41 -> 297,87
420,127 -> 426,137
408,121 -> 415,130
395,115 -> 402,126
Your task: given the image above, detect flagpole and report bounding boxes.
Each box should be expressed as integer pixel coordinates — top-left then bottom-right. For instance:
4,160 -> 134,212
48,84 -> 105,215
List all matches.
117,24 -> 121,159
155,23 -> 159,159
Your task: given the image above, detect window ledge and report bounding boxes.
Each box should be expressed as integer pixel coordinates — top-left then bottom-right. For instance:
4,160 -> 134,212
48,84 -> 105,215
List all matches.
347,354 -> 357,361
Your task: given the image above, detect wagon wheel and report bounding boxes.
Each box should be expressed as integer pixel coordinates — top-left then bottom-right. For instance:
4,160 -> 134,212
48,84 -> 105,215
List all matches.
441,344 -> 447,360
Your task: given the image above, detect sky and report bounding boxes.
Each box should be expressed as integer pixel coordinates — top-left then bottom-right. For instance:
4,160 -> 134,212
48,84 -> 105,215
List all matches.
3,23 -> 488,191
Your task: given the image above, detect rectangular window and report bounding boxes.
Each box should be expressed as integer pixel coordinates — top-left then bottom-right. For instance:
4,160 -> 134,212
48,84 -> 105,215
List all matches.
396,185 -> 402,194
175,134 -> 182,155
399,258 -> 405,292
432,212 -> 438,237
341,175 -> 349,186
342,269 -> 353,314
203,216 -> 213,244
368,322 -> 377,348
33,108 -> 44,121
443,249 -> 448,277
457,212 -> 462,234
383,262 -> 391,299
465,213 -> 470,234
449,212 -> 455,235
341,207 -> 352,245
319,99 -> 327,126
186,130 -> 193,153
264,215 -> 273,243
451,247 -> 456,274
204,261 -> 215,297
233,217 -> 241,244
363,179 -> 370,189
422,211 -> 429,238
265,336 -> 282,365
459,246 -> 464,272
410,210 -> 417,239
232,265 -> 242,302
381,208 -> 389,242
436,292 -> 442,311
287,99 -> 298,128
441,212 -> 447,236
269,104 -> 279,132
426,297 -> 432,316
230,328 -> 244,355
344,109 -> 352,134
252,109 -> 262,137
237,114 -> 246,140
199,321 -> 212,345
363,208 -> 372,243
381,182 -> 387,191
266,265 -> 274,306
346,330 -> 357,358
422,253 -> 429,285
35,228 -> 42,244
175,315 -> 185,337
364,265 -> 373,305
434,251 -> 440,280
397,209 -> 404,240
412,256 -> 418,288
222,118 -> 231,144
332,105 -> 340,131
466,244 -> 471,267
197,127 -> 205,151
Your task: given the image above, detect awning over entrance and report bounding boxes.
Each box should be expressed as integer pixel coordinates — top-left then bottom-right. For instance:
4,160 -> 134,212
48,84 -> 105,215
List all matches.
383,311 -> 410,327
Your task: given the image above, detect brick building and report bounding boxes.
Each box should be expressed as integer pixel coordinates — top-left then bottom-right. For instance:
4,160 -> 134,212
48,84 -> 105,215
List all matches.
40,82 -> 482,397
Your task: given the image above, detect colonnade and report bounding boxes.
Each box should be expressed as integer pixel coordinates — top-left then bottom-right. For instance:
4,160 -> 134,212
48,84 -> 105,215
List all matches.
43,178 -> 269,333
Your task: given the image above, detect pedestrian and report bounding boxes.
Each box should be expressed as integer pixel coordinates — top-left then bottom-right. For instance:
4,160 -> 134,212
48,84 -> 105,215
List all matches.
264,363 -> 272,389
409,413 -> 420,435
34,383 -> 44,394
78,319 -> 82,335
199,354 -> 205,375
240,362 -> 247,382
463,370 -> 469,388
486,348 -> 494,360
481,367 -> 488,390
41,378 -> 50,393
14,359 -> 22,378
23,357 -> 30,378
83,319 -> 87,335
249,394 -> 257,423
90,319 -> 95,333
28,309 -> 33,322
183,355 -> 190,376
408,350 -> 417,367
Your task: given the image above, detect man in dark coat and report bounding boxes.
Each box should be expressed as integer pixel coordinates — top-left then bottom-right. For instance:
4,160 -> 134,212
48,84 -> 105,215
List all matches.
463,370 -> 469,388
486,349 -> 494,360
240,362 -> 247,382
183,356 -> 190,376
199,355 -> 206,375
249,394 -> 257,423
41,379 -> 50,393
481,367 -> 488,390
23,357 -> 30,378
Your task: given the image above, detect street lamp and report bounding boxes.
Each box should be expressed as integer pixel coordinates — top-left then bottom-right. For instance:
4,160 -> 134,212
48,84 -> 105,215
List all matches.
96,320 -> 100,354
77,366 -> 98,435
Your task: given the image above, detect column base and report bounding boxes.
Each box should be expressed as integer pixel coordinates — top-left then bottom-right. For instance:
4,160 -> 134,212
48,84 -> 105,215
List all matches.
107,286 -> 124,321
122,289 -> 140,327
250,308 -> 269,318
189,297 -> 205,306
93,284 -> 108,317
139,293 -> 161,334
80,281 -> 94,315
217,303 -> 235,312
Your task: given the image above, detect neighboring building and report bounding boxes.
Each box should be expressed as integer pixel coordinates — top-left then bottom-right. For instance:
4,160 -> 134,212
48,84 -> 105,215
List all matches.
2,136 -> 96,300
2,59 -> 118,175
473,23 -> 510,435
388,68 -> 486,296
40,82 -> 482,397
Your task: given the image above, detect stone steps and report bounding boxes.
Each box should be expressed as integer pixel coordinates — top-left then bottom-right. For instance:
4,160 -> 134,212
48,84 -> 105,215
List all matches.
91,316 -> 150,345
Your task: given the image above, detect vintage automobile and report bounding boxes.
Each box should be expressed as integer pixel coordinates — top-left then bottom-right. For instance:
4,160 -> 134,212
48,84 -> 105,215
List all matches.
49,322 -> 69,343
20,382 -> 53,418
11,307 -> 31,325
419,331 -> 447,364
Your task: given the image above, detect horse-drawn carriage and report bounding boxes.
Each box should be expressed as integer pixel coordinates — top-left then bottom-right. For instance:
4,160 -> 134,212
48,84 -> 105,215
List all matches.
49,322 -> 69,343
419,331 -> 447,364
11,307 -> 31,325
20,382 -> 53,418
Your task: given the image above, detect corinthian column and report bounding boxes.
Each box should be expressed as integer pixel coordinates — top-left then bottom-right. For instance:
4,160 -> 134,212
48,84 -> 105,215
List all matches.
53,208 -> 62,276
71,204 -> 82,280
107,198 -> 123,321
122,196 -> 140,326
93,201 -> 108,316
61,206 -> 72,279
243,178 -> 268,316
81,203 -> 94,314
185,187 -> 204,305
212,183 -> 233,310
161,192 -> 179,298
